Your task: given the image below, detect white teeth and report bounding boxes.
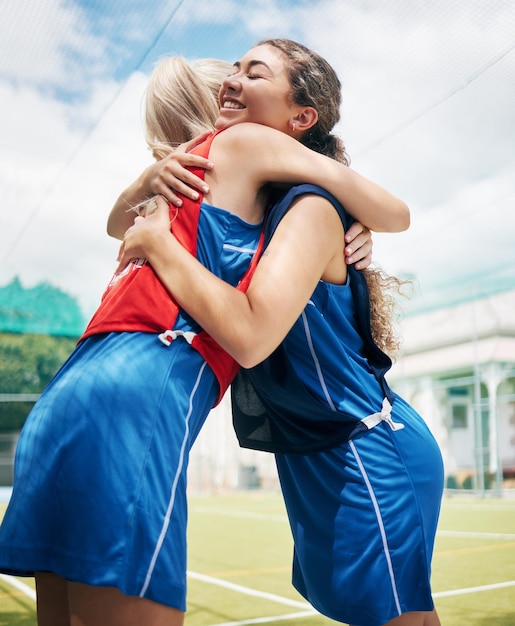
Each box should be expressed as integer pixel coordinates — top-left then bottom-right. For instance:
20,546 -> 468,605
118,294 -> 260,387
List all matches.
223,100 -> 244,110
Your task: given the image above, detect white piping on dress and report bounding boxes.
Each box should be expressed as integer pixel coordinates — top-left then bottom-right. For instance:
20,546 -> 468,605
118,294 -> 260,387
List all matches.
301,311 -> 403,434
222,243 -> 258,254
139,360 -> 208,597
301,310 -> 336,410
301,302 -> 404,616
349,439 -> 402,617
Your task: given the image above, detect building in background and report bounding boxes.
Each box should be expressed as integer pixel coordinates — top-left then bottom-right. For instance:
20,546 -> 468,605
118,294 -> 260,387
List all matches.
189,287 -> 515,494
388,287 -> 515,492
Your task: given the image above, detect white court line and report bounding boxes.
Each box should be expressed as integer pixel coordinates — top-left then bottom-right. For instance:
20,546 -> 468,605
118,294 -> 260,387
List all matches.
0,573 -> 36,600
187,570 -> 311,609
208,609 -> 318,626
3,568 -> 514,621
438,530 -> 515,540
433,579 -> 515,598
189,507 -> 515,539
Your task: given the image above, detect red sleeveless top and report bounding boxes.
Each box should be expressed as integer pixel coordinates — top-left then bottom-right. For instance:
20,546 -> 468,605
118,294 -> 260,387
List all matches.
80,130 -> 264,404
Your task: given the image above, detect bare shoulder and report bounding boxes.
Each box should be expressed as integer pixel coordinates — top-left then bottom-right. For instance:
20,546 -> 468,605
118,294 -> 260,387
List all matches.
264,192 -> 347,287
209,124 -> 284,187
271,193 -> 345,255
214,123 -> 293,153
288,194 -> 347,284
288,193 -> 345,233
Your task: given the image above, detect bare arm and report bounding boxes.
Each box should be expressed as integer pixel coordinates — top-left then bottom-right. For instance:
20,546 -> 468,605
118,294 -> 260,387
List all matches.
212,123 -> 409,233
108,123 -> 409,240
117,195 -> 346,368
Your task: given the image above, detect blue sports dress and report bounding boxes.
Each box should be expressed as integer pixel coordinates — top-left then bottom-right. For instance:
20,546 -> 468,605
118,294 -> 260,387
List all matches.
0,202 -> 262,611
232,185 -> 444,626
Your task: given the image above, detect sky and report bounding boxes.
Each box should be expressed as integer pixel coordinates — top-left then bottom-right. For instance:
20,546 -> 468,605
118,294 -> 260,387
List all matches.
1,0 -> 514,320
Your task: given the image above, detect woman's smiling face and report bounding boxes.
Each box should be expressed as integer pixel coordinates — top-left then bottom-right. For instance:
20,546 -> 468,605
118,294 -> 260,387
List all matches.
216,44 -> 299,134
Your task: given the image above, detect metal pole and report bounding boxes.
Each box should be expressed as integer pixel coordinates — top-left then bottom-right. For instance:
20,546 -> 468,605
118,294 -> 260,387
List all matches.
471,299 -> 485,496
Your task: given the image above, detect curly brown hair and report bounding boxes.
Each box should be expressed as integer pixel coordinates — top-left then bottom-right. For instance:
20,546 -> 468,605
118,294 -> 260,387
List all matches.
362,267 -> 410,357
260,38 -> 407,356
258,38 -> 350,166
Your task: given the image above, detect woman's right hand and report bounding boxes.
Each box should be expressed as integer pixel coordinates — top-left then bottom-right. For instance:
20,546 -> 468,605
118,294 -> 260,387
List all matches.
142,148 -> 214,207
107,133 -> 214,240
116,196 -> 173,272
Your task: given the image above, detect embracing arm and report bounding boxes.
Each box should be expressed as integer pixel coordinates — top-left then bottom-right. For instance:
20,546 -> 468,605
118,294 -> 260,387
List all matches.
108,159 -> 372,269
217,123 -> 410,233
109,124 -> 408,240
108,168 -> 153,240
117,196 -> 345,367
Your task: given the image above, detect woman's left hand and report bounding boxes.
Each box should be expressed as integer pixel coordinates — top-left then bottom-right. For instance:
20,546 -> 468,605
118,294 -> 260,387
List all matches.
344,222 -> 373,270
116,196 -> 172,272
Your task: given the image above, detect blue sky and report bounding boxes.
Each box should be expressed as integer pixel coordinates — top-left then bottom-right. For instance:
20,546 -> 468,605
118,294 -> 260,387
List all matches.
1,0 -> 514,319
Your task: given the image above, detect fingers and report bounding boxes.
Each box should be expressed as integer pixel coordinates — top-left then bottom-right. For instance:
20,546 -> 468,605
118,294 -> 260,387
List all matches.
346,238 -> 371,260
353,250 -> 373,270
155,154 -> 213,206
345,233 -> 373,270
115,197 -> 171,274
344,221 -> 366,243
166,173 -> 209,199
344,222 -> 372,269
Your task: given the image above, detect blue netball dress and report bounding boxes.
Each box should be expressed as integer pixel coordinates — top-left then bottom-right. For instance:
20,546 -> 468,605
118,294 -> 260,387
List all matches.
232,185 -> 444,626
0,201 -> 262,612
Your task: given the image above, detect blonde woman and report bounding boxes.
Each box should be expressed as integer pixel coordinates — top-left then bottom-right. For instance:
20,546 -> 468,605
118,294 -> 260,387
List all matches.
0,44 -> 413,626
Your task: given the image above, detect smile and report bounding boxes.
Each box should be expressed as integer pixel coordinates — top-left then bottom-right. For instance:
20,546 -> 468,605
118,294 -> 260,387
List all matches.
222,99 -> 245,110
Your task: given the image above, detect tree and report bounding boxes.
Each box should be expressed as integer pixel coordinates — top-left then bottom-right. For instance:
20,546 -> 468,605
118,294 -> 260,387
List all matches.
0,277 -> 85,336
0,277 -> 85,432
0,332 -> 77,431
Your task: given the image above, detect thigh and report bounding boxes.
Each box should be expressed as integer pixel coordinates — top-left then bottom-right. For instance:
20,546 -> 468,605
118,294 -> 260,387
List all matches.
35,572 -> 70,626
67,581 -> 184,626
384,609 -> 441,626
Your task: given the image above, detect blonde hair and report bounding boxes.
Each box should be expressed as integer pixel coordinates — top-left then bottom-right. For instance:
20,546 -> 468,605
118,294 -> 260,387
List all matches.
144,56 -> 231,159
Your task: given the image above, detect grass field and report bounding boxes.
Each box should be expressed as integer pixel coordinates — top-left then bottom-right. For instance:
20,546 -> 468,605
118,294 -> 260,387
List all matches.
1,492 -> 514,625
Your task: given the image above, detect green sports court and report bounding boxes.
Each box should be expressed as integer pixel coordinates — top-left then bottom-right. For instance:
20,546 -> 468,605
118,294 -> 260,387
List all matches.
1,2 -> 515,625
1,492 -> 514,625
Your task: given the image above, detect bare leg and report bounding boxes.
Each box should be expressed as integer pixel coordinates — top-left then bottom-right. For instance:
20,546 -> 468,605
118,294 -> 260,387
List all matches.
385,609 -> 441,626
67,581 -> 184,626
35,572 -> 71,626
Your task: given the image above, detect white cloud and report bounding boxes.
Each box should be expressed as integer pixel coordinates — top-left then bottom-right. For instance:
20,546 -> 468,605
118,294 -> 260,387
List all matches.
0,71 -> 152,317
372,165 -> 515,309
1,0 -> 514,320
0,0 -> 114,91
